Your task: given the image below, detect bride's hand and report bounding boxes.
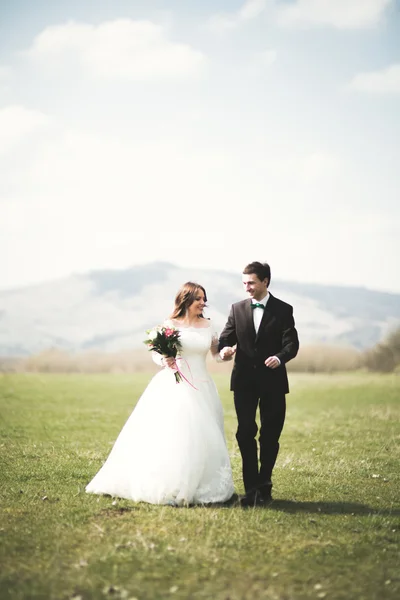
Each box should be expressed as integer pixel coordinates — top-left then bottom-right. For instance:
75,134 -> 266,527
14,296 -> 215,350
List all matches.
163,356 -> 177,369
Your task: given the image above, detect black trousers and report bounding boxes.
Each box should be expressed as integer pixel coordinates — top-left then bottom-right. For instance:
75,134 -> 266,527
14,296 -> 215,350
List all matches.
234,387 -> 286,496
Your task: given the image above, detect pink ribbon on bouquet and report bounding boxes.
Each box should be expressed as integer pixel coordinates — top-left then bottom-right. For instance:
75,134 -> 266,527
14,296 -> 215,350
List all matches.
173,357 -> 198,390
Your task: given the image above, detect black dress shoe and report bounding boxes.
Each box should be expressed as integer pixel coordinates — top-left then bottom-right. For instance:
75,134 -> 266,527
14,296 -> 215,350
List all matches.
258,483 -> 273,504
258,492 -> 273,504
239,493 -> 256,507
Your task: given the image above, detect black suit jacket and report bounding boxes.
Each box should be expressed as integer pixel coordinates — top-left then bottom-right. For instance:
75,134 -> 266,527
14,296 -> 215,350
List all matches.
218,294 -> 299,394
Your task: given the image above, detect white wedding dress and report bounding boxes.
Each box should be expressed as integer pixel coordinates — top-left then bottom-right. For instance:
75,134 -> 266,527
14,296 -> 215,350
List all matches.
86,321 -> 235,506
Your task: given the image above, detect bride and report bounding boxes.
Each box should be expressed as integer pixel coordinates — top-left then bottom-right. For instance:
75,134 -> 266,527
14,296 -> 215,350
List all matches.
86,281 -> 235,506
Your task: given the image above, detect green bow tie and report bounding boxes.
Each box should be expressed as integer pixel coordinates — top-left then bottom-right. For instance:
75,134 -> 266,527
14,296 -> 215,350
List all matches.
251,302 -> 265,309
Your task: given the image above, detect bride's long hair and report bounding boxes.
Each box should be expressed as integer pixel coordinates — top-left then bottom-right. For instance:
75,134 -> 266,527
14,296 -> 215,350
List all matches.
170,282 -> 208,320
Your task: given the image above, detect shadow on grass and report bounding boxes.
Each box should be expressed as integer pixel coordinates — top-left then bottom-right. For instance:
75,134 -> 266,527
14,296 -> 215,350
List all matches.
191,496 -> 399,516
99,506 -> 137,516
267,499 -> 400,516
94,497 -> 399,517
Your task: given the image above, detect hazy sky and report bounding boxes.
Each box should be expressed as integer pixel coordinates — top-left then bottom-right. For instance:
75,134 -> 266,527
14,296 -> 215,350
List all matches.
1,0 -> 399,292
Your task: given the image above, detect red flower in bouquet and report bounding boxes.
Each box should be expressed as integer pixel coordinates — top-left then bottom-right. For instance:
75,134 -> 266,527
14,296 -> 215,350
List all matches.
143,325 -> 183,383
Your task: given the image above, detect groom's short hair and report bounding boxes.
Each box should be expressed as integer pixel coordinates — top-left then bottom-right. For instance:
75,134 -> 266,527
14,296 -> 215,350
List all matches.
243,261 -> 271,285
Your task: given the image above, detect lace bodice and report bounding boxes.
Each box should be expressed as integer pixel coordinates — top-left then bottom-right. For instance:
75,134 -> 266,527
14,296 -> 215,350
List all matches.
152,320 -> 219,368
176,325 -> 213,359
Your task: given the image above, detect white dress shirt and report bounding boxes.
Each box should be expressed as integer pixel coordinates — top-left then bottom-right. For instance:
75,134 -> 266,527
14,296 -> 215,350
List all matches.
252,293 -> 270,334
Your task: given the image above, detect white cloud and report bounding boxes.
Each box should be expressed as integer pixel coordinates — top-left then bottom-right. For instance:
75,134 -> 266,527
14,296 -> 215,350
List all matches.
0,110 -> 347,286
23,19 -> 206,81
257,149 -> 340,182
299,152 -> 339,182
2,113 -> 399,294
208,0 -> 267,33
0,66 -> 13,96
2,123 -> 238,243
0,65 -> 11,80
0,105 -> 52,154
278,0 -> 392,29
248,48 -> 277,74
347,63 -> 400,94
239,0 -> 268,20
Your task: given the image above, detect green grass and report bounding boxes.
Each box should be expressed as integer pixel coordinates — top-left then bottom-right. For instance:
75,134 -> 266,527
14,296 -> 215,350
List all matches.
0,372 -> 399,600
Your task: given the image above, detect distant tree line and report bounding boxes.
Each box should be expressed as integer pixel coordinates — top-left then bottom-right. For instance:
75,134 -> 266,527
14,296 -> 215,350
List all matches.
288,326 -> 400,374
362,327 -> 400,373
1,327 -> 399,374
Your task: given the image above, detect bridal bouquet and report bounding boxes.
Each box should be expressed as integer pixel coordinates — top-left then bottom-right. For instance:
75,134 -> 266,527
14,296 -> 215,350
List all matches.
143,325 -> 183,383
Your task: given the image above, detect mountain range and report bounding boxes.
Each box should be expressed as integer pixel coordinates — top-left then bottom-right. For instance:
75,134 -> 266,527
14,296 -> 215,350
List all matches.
1,262 -> 399,355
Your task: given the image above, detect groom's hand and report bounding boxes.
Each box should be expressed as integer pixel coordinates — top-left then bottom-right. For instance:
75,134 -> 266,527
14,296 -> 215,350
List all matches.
265,356 -> 280,369
219,346 -> 236,361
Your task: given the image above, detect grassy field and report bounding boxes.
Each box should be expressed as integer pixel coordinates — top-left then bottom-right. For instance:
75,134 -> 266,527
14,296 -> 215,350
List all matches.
0,372 -> 399,600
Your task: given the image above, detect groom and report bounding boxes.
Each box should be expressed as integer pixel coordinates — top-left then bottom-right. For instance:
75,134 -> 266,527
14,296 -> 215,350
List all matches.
219,261 -> 299,507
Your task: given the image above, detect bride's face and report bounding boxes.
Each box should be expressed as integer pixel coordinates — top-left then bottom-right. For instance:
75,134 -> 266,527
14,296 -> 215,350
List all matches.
188,290 -> 206,318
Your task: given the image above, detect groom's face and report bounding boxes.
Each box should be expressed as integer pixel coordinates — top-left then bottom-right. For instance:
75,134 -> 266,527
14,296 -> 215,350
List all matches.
242,273 -> 269,301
